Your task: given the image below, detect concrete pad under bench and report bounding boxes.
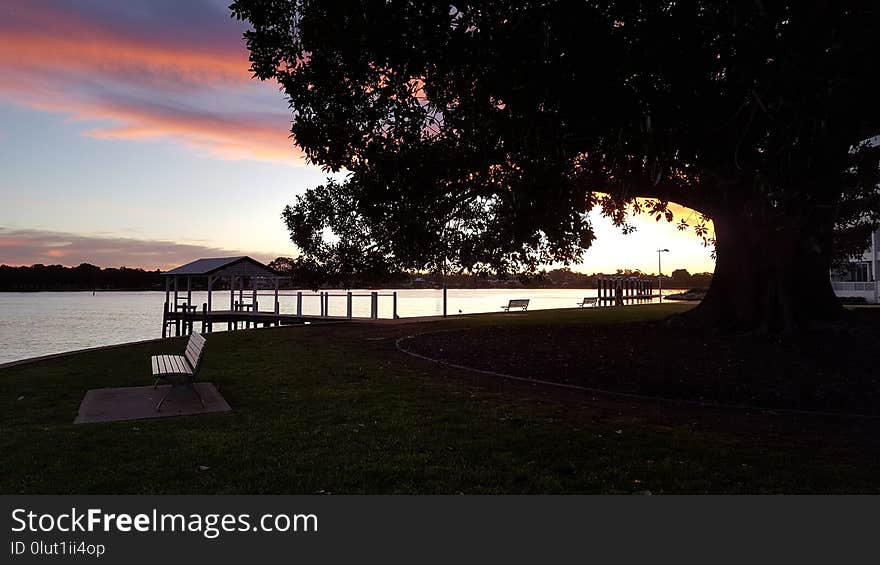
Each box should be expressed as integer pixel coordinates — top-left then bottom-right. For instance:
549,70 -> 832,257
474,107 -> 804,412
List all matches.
74,383 -> 231,424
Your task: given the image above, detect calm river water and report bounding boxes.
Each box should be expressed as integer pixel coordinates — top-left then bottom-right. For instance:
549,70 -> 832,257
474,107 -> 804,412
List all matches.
0,288 -> 678,364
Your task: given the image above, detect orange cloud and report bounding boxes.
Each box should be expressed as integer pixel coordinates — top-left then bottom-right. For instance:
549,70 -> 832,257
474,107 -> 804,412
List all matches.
68,96 -> 300,163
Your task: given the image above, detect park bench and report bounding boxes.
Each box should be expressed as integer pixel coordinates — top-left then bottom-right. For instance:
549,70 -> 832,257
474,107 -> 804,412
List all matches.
501,299 -> 530,312
577,297 -> 598,308
150,331 -> 207,411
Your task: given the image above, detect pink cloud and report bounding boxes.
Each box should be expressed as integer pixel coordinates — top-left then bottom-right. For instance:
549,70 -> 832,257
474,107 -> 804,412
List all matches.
0,228 -> 282,270
0,2 -> 248,88
0,2 -> 303,164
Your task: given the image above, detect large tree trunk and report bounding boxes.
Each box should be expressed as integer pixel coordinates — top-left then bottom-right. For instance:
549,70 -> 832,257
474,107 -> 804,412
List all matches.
682,207 -> 846,332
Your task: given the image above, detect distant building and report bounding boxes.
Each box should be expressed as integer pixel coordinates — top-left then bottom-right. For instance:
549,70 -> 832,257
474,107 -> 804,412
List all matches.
831,227 -> 879,303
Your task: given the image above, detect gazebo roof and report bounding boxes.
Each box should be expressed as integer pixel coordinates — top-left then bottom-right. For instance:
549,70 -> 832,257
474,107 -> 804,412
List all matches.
162,256 -> 278,278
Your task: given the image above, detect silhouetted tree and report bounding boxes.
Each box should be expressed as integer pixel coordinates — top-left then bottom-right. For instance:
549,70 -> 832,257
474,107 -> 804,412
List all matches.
671,269 -> 691,287
831,182 -> 880,272
268,254 -> 407,289
267,257 -> 296,273
232,1 -> 880,330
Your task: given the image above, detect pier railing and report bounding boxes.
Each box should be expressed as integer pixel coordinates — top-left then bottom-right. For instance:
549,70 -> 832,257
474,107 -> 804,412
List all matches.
162,290 -> 398,337
256,291 -> 399,319
831,281 -> 876,292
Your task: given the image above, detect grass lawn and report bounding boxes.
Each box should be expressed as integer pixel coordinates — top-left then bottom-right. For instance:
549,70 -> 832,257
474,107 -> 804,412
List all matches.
1,304 -> 878,494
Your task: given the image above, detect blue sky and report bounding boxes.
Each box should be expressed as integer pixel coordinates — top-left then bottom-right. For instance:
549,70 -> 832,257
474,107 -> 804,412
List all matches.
0,0 -> 715,274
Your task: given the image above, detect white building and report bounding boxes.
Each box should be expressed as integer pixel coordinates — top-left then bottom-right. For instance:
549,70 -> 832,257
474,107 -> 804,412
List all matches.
831,227 -> 880,303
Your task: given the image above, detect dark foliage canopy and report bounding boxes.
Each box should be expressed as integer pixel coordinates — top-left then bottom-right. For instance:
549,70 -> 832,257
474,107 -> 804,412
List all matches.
232,1 -> 880,280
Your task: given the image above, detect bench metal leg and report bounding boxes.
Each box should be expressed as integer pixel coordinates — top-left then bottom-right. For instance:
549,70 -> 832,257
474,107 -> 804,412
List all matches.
189,381 -> 206,408
155,380 -> 205,411
155,388 -> 172,411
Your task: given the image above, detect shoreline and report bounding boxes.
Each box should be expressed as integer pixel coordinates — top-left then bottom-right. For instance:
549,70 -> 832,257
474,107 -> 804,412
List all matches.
0,289 -> 165,293
0,336 -> 172,370
0,293 -> 695,368
0,303 -> 662,369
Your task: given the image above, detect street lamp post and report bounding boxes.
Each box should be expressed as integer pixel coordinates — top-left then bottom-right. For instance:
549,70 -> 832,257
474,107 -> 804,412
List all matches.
657,248 -> 669,303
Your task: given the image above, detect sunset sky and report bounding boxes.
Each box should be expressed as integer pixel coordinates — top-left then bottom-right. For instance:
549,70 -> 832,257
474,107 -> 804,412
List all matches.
0,0 -> 715,275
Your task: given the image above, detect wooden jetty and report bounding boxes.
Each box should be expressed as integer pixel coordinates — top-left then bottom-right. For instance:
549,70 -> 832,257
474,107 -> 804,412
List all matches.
161,257 -> 397,337
596,276 -> 658,306
163,306 -> 354,335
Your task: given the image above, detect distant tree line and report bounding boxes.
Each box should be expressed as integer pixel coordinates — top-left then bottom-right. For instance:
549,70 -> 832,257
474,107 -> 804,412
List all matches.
0,264 -> 163,291
267,257 -> 712,290
541,267 -> 712,290
0,260 -> 713,291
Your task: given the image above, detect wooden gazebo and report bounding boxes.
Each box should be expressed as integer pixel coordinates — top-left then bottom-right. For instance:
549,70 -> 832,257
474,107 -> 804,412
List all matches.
161,256 -> 284,336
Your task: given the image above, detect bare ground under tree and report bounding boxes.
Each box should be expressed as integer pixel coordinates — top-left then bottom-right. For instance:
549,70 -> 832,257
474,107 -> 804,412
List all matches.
403,308 -> 880,416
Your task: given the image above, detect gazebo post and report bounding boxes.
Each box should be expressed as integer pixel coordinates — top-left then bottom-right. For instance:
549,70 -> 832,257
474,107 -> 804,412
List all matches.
244,277 -> 251,328
238,278 -> 244,316
229,275 -> 235,331
186,276 -> 192,335
163,277 -> 170,337
252,275 -> 258,313
207,275 -> 213,312
206,275 -> 214,332
173,277 -> 180,336
274,278 -> 279,315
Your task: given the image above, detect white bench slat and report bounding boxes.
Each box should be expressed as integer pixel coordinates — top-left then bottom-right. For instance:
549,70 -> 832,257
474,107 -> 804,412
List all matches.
190,332 -> 205,349
185,343 -> 201,368
173,355 -> 193,375
163,355 -> 177,374
186,339 -> 203,356
160,355 -> 189,375
167,355 -> 183,375
151,333 -> 204,379
151,354 -> 193,376
179,356 -> 193,375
